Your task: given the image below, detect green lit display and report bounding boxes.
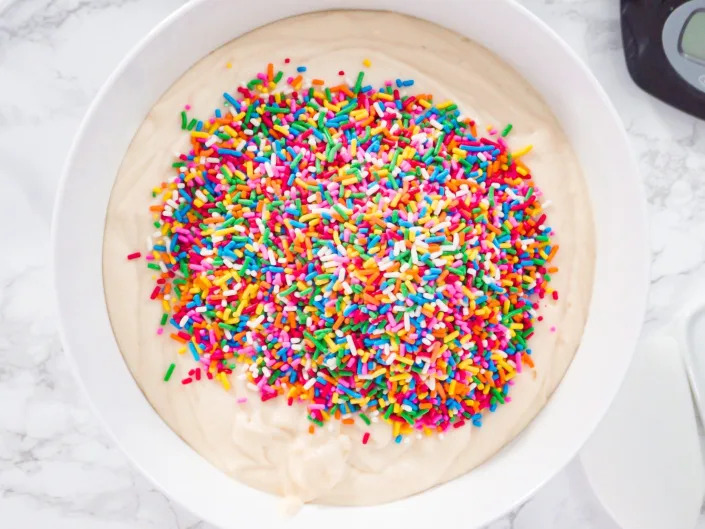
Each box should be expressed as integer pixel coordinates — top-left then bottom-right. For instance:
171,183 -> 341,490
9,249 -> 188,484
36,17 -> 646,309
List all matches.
681,10 -> 705,62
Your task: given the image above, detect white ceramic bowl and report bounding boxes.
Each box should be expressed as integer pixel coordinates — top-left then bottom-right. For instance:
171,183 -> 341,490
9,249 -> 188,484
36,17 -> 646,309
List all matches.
52,1 -> 649,527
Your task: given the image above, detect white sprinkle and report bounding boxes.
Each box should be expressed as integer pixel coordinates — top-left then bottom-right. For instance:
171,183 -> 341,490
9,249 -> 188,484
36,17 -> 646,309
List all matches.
346,334 -> 358,356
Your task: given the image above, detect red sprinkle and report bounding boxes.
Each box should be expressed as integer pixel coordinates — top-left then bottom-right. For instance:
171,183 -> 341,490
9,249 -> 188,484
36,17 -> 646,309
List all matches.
182,377 -> 193,385
149,286 -> 161,300
338,70 -> 345,76
127,252 -> 141,260
284,57 -> 290,63
362,432 -> 370,445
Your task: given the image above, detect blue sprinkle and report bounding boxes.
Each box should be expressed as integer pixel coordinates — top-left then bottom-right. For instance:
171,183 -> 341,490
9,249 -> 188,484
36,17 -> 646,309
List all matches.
188,342 -> 200,361
218,148 -> 243,157
223,92 -> 240,110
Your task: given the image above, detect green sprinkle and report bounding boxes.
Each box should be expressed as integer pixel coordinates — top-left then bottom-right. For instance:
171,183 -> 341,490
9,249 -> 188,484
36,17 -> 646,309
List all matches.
333,204 -> 349,220
353,71 -> 365,94
163,363 -> 176,382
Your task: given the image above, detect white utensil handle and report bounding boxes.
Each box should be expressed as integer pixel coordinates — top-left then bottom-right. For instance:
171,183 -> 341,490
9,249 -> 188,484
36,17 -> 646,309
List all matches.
672,298 -> 705,421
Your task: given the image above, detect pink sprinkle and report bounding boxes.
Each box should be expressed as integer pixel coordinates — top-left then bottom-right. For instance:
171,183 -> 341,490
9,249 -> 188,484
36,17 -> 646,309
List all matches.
237,397 -> 248,404
156,328 -> 164,335
184,104 -> 191,110
550,326 -> 556,333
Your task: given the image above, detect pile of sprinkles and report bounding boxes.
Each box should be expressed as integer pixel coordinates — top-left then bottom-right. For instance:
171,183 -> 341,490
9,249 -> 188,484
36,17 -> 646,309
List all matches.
134,62 -> 560,444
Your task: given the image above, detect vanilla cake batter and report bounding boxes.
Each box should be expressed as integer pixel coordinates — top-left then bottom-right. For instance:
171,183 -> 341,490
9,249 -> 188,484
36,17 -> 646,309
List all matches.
102,11 -> 595,507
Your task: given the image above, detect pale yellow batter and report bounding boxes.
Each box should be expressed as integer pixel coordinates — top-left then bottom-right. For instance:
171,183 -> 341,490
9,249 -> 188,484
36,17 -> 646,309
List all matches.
102,11 -> 594,508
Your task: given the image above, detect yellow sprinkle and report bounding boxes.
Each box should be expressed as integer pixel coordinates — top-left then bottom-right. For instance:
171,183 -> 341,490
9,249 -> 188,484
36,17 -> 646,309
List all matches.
219,373 -> 231,391
369,368 -> 387,378
212,227 -> 240,237
341,177 -> 359,186
449,380 -> 457,395
390,191 -> 404,208
299,213 -> 319,223
443,331 -> 460,343
512,144 -> 534,158
323,101 -> 342,113
363,58 -> 372,67
458,360 -> 480,374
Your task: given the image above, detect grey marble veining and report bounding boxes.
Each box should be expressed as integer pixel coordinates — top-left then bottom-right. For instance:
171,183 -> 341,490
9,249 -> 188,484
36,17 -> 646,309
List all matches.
1,0 -> 704,527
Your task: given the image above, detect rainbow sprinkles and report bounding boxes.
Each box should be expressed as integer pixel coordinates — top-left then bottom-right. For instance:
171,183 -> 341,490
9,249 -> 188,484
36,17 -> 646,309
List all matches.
133,62 -> 560,445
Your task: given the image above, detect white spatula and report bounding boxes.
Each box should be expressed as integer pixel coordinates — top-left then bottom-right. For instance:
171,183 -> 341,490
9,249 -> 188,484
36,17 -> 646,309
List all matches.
580,322 -> 705,529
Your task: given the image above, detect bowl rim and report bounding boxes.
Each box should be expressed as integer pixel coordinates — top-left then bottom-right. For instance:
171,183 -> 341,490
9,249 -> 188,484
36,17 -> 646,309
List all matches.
51,1 -> 650,528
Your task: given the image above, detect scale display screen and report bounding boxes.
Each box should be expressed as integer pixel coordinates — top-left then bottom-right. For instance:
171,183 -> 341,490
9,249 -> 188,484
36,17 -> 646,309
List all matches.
621,0 -> 705,119
681,10 -> 705,62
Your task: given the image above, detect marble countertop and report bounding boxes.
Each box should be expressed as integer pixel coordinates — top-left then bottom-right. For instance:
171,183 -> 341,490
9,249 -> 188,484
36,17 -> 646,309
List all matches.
1,0 -> 704,527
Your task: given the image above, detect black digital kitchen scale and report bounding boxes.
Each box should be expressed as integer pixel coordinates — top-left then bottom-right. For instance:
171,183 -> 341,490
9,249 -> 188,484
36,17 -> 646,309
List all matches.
622,0 -> 705,119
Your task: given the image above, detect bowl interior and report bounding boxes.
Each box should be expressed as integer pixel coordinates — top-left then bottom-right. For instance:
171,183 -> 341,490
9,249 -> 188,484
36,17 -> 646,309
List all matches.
52,1 -> 649,528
